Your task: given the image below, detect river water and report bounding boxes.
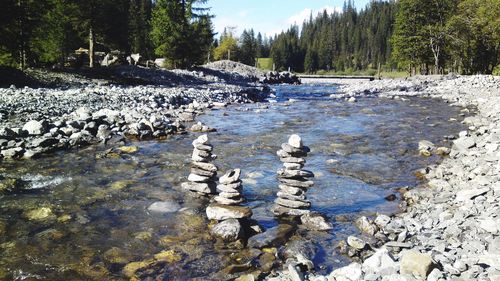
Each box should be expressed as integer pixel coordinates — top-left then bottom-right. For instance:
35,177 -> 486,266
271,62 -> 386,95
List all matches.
0,84 -> 468,280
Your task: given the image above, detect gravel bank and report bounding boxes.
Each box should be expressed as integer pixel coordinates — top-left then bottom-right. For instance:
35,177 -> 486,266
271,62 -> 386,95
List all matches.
267,75 -> 500,281
0,64 -> 269,160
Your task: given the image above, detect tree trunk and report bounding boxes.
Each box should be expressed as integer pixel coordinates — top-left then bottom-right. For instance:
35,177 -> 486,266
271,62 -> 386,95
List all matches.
89,27 -> 94,68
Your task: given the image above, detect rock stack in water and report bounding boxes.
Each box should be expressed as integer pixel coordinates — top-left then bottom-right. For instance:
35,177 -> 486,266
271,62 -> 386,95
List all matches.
181,134 -> 218,195
206,169 -> 253,241
272,134 -> 314,216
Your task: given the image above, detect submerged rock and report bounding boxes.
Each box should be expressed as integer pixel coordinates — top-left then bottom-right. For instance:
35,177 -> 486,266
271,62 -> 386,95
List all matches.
247,224 -> 295,249
300,212 -> 333,231
210,218 -> 242,241
24,207 -> 55,221
147,201 -> 181,214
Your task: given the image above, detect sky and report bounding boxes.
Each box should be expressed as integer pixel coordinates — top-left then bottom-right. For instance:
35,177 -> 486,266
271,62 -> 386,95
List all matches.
208,0 -> 372,38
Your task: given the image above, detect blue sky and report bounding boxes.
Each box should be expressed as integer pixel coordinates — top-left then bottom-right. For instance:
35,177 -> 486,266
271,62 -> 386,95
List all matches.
208,0 -> 372,37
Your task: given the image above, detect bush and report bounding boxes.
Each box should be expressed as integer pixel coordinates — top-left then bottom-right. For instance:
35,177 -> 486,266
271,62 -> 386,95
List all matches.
493,65 -> 500,76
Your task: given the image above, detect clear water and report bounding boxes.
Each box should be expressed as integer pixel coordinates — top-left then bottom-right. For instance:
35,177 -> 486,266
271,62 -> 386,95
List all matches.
0,84 -> 468,280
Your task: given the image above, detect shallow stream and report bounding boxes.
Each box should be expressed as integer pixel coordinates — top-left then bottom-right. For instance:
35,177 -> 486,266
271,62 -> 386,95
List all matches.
0,84 -> 468,280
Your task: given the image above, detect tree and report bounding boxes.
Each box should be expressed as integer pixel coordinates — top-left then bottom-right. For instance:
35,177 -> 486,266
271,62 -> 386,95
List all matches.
151,0 -> 214,68
239,29 -> 257,66
32,0 -> 80,65
129,0 -> 153,56
448,0 -> 500,73
213,28 -> 238,61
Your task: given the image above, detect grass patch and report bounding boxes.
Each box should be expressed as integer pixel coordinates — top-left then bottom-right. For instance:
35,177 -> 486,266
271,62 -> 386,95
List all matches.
257,58 -> 273,71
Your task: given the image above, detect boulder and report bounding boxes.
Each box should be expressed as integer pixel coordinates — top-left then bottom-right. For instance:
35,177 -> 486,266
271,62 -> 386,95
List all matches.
400,250 -> 433,278
147,201 -> 181,214
22,120 -> 46,135
210,218 -> 242,241
300,212 -> 333,231
355,216 -> 378,236
247,224 -> 295,248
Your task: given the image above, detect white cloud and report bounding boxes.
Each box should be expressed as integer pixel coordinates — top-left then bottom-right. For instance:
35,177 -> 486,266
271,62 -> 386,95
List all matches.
287,6 -> 342,26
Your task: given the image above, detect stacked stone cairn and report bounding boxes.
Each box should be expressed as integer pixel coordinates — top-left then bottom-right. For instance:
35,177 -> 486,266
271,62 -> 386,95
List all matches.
272,134 -> 314,216
206,169 -> 254,241
181,134 -> 218,195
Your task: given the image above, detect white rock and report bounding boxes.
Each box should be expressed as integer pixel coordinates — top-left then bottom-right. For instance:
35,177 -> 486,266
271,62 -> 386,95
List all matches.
22,120 -> 45,135
328,262 -> 363,281
288,134 -> 303,148
362,247 -> 397,273
455,187 -> 489,201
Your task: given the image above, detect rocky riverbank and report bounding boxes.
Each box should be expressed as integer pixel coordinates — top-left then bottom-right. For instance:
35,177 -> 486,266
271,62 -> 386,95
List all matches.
0,63 -> 269,160
267,75 -> 500,281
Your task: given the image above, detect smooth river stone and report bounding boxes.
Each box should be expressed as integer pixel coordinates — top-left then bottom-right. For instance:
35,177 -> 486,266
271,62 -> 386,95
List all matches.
271,205 -> 311,216
190,168 -> 216,177
218,191 -> 241,199
277,169 -> 314,179
279,184 -> 306,195
219,169 -> 241,184
275,197 -> 311,209
191,161 -> 217,172
193,148 -> 211,158
277,148 -> 307,158
192,154 -> 210,163
217,181 -> 242,193
288,134 -> 303,148
194,134 -> 209,145
188,173 -> 211,182
214,196 -> 243,205
147,201 -> 181,213
282,143 -> 310,154
279,178 -> 314,188
210,218 -> 242,241
277,191 -> 306,201
206,204 -> 252,220
192,141 -> 213,152
181,182 -> 214,194
283,162 -> 304,170
247,224 -> 295,248
280,157 -> 305,164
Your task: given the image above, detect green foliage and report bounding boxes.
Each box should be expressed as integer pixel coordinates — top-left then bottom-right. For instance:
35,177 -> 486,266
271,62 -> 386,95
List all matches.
239,29 -> 257,66
213,29 -> 238,61
271,1 -> 396,73
257,58 -> 273,70
151,0 -> 214,68
493,65 -> 500,76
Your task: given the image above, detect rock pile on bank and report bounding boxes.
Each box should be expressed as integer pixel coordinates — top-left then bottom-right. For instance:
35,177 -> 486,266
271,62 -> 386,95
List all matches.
181,134 -> 218,195
269,75 -> 500,281
0,65 -> 269,161
272,134 -> 314,216
261,71 -> 301,85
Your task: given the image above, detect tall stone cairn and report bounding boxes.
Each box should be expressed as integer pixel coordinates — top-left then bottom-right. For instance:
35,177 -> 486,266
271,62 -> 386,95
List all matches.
181,134 -> 218,195
272,134 -> 315,216
206,169 -> 253,241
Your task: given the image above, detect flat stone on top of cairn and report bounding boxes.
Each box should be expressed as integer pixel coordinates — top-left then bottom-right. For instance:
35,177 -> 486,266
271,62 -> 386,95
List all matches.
207,169 -> 254,241
181,134 -> 218,195
272,134 -> 314,216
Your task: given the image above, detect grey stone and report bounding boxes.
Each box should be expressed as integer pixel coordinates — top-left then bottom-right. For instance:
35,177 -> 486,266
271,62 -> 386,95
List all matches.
400,250 -> 434,278
22,120 -> 46,135
219,168 -> 241,184
288,134 -> 303,148
347,236 -> 367,250
300,212 -> 333,231
206,204 -> 252,220
247,224 -> 295,248
147,201 -> 181,213
210,219 -> 241,241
